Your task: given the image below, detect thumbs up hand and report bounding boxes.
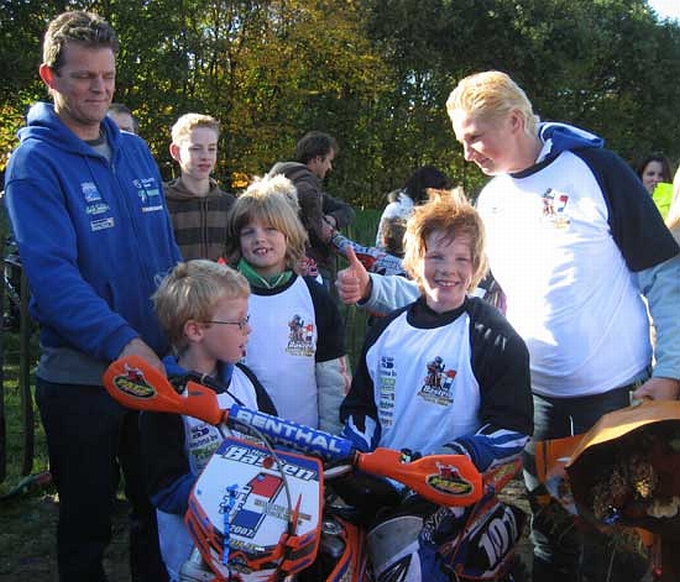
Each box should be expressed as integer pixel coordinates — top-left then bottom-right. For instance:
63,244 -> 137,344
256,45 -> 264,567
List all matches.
335,246 -> 371,305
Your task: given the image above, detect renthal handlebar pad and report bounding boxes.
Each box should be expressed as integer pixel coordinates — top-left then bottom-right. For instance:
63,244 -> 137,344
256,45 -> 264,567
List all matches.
226,404 -> 356,463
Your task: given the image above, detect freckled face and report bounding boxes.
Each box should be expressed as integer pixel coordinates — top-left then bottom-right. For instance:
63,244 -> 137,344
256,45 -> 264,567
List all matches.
419,231 -> 473,313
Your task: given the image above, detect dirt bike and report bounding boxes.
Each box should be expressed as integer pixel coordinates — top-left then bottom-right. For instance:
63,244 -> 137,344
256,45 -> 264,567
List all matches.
103,355 -> 528,581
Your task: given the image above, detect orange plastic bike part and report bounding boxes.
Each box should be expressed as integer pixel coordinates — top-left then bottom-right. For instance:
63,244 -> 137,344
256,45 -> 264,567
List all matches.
103,355 -> 224,425
356,448 -> 483,507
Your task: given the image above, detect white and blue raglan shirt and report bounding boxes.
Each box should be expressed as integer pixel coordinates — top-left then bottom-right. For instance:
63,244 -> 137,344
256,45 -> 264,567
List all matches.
477,123 -> 680,397
340,296 -> 532,472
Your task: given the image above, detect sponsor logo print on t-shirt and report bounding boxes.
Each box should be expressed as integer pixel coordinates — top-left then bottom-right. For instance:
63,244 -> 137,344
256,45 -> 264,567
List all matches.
285,314 -> 315,357
541,188 -> 570,228
418,356 -> 456,405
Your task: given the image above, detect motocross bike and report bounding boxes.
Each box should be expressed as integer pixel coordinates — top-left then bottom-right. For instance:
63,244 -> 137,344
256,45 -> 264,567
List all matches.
103,356 -> 528,581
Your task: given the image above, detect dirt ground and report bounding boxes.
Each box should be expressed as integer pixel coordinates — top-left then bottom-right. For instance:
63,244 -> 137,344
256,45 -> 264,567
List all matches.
0,491 -> 130,581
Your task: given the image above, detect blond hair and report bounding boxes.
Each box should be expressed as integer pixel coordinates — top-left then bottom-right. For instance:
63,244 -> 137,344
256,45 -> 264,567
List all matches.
225,174 -> 309,270
153,260 -> 249,352
446,71 -> 540,137
171,113 -> 219,145
402,188 -> 488,293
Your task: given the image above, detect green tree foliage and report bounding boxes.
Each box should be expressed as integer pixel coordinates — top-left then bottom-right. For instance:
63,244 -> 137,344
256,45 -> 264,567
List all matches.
0,0 -> 679,208
0,0 -> 55,175
367,0 -> 680,196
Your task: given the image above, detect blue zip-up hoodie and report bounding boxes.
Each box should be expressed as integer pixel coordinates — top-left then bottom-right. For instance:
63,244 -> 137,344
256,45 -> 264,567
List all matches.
4,102 -> 181,366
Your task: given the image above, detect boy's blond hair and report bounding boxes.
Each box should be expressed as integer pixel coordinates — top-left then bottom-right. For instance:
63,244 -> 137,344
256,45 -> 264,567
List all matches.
446,70 -> 540,138
225,174 -> 309,270
171,113 -> 219,145
402,188 -> 488,293
153,260 -> 249,352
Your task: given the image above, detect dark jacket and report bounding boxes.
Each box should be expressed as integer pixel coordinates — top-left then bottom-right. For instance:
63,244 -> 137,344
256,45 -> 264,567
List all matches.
269,161 -> 354,275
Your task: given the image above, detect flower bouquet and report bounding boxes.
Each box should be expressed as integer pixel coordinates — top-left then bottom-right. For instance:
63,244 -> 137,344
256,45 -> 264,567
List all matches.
565,399 -> 680,542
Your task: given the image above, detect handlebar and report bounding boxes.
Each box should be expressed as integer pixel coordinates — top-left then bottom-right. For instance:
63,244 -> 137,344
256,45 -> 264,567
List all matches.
103,355 -> 486,507
224,403 -> 356,463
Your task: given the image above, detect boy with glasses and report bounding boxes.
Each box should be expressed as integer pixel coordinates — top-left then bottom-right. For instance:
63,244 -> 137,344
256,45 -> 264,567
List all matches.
141,260 -> 276,581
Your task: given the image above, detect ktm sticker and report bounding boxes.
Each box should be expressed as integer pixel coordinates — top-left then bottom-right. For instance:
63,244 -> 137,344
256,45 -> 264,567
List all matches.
114,366 -> 155,399
427,464 -> 473,496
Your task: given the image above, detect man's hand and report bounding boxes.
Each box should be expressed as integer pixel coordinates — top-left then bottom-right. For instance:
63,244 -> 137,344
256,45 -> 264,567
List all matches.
632,376 -> 680,401
335,247 -> 371,305
321,215 -> 337,243
118,338 -> 165,374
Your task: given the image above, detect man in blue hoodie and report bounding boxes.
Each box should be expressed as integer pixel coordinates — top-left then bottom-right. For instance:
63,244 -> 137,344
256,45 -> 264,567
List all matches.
3,11 -> 181,582
336,71 -> 680,581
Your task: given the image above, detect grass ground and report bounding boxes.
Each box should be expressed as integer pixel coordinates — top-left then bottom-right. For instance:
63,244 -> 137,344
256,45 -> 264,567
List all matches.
0,323 -> 133,581
0,490 -> 131,581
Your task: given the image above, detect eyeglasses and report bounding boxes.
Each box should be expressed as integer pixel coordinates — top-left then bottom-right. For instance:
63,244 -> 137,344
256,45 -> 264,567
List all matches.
204,315 -> 250,331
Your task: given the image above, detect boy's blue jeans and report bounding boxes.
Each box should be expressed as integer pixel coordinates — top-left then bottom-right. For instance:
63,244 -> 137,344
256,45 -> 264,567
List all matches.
36,378 -> 167,582
522,386 -> 646,582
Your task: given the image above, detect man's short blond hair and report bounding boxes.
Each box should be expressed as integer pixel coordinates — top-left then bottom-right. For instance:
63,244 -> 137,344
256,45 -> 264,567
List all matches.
446,71 -> 540,137
225,174 -> 309,270
171,113 -> 219,145
402,188 -> 488,294
153,260 -> 249,352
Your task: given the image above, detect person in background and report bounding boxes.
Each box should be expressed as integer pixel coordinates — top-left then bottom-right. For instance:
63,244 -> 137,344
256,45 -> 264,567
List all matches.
225,174 -> 350,432
380,216 -> 407,258
164,113 -> 236,261
340,189 -> 532,581
140,260 -> 276,581
636,152 -> 674,194
330,221 -> 407,278
374,165 -> 448,247
636,152 -> 676,219
269,130 -> 355,286
107,102 -> 137,133
3,10 -> 181,581
336,70 -> 680,582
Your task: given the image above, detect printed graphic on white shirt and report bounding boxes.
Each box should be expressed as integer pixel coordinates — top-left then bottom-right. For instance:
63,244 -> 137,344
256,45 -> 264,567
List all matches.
419,356 -> 456,405
366,312 -> 481,452
541,188 -> 570,228
378,356 -> 396,428
286,314 -> 315,357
